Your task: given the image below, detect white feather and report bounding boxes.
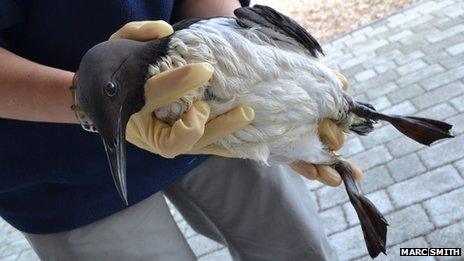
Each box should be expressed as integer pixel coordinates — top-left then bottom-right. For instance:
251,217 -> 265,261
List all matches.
151,18 -> 349,165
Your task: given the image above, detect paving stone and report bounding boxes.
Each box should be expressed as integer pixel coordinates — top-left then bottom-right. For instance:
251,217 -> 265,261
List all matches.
454,158 -> 464,177
387,153 -> 426,182
396,64 -> 446,86
375,42 -> 403,56
365,82 -> 398,100
395,50 -> 425,65
354,70 -> 398,94
387,84 -> 424,104
381,100 -> 417,115
396,59 -> 428,76
399,38 -> 428,54
419,135 -> 464,169
412,81 -> 464,109
323,45 -> 343,56
309,186 -> 318,209
329,225 -> 367,260
423,51 -> 451,64
304,178 -> 324,191
325,56 -> 350,69
330,34 -> 351,48
415,103 -> 457,120
355,25 -> 376,36
366,25 -> 388,37
387,136 -> 424,157
199,248 -> 231,261
344,190 -> 394,226
342,64 -> 365,78
349,146 -> 393,171
400,28 -> 431,46
0,222 -> 11,238
363,50 -> 402,69
340,52 -> 376,70
432,8 -> 462,28
353,93 -> 367,102
441,52 -> 464,69
426,24 -> 464,43
355,69 -> 376,82
2,231 -> 25,246
388,13 -> 421,29
424,187 -> 464,228
450,94 -> 464,112
417,0 -> 454,14
446,113 -> 464,135
177,220 -> 197,239
0,255 -> 18,261
426,221 -> 464,249
353,39 -> 389,56
446,42 -> 464,56
330,40 -> 348,51
409,14 -> 437,33
317,185 -> 349,210
166,198 -> 186,223
419,64 -> 464,90
388,165 -> 463,208
360,124 -> 402,149
444,6 -> 464,19
0,238 -> 30,259
370,96 -> 391,111
320,206 -> 348,235
187,234 -> 224,257
339,137 -> 364,158
16,249 -> 39,261
385,204 -> 434,246
388,30 -> 414,42
359,165 -> 394,194
374,61 -> 397,74
387,12 -> 409,23
422,34 -> 464,55
344,34 -> 368,46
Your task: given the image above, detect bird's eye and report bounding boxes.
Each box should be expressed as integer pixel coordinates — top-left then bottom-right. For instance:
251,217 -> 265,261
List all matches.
105,82 -> 117,97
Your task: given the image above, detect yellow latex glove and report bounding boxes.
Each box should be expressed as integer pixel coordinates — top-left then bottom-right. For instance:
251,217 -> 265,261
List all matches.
290,70 -> 364,187
110,21 -> 254,158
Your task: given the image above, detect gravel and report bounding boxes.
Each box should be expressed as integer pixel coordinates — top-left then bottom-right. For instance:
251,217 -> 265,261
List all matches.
250,0 -> 420,42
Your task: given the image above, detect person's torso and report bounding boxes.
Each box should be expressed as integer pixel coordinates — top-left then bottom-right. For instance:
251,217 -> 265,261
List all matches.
0,0 -> 208,234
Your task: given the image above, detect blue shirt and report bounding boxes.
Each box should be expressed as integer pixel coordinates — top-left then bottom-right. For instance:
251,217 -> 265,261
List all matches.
0,0 -> 249,234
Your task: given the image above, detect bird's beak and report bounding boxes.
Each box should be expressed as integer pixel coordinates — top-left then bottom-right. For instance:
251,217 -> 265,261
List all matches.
100,110 -> 129,206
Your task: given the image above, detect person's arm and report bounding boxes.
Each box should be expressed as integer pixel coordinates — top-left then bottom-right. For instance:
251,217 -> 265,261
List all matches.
176,0 -> 242,19
0,47 -> 76,123
0,0 -> 243,124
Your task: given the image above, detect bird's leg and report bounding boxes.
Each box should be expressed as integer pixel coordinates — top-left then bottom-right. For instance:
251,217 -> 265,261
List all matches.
331,159 -> 388,258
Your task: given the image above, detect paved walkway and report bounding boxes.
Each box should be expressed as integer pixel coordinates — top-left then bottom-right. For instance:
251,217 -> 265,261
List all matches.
1,0 -> 463,260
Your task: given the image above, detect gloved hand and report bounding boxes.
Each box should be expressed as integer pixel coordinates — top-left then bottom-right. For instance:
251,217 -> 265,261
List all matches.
290,70 -> 364,187
110,21 -> 364,186
110,21 -> 254,158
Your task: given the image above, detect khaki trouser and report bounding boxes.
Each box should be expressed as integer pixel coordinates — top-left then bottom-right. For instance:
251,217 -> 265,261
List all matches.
24,156 -> 338,261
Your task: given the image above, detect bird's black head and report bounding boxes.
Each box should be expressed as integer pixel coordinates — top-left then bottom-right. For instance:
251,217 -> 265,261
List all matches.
75,38 -> 168,205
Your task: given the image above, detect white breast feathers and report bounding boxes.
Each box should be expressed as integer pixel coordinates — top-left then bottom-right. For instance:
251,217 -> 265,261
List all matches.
150,18 -> 347,165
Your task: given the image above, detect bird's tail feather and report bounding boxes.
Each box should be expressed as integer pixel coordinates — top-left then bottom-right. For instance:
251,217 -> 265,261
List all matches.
333,161 -> 388,258
350,101 -> 453,145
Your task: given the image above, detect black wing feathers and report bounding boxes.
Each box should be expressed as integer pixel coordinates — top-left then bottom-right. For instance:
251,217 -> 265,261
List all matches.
234,5 -> 323,57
